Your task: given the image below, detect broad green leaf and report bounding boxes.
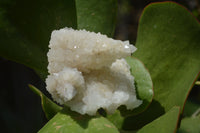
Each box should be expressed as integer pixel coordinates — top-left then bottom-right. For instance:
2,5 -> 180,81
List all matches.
75,0 -> 117,37
0,0 -> 77,79
178,115 -> 200,133
38,107 -> 119,133
134,2 -> 200,112
29,84 -> 62,120
107,57 -> 153,129
137,106 -> 180,133
0,0 -> 118,80
123,2 -> 200,130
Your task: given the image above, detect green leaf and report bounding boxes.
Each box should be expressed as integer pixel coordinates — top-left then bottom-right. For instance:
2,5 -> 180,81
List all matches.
29,84 -> 62,120
178,115 -> 200,133
38,107 -> 119,133
123,2 -> 200,130
0,0 -> 118,80
75,0 -> 117,37
0,0 -> 77,80
135,2 -> 200,111
137,106 -> 180,133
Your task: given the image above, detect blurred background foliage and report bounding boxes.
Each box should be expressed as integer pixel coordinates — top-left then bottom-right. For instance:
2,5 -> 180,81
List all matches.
0,0 -> 200,132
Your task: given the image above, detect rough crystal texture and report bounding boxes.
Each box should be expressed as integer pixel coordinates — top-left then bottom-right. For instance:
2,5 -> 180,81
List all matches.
46,28 -> 142,115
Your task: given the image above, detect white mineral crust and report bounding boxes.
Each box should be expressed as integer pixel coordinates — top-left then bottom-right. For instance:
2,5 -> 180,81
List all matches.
46,27 -> 142,115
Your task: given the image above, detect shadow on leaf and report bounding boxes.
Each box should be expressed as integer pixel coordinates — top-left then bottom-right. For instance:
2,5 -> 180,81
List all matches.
122,100 -> 165,130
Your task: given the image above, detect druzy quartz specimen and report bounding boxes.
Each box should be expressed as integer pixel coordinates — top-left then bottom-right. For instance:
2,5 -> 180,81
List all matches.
46,28 -> 142,115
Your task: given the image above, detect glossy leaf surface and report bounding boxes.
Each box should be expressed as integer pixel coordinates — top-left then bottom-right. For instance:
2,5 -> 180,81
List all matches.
123,2 -> 200,130
75,0 -> 117,37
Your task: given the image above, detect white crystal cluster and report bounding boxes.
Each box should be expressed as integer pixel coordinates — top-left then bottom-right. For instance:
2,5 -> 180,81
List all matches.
46,27 -> 142,115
